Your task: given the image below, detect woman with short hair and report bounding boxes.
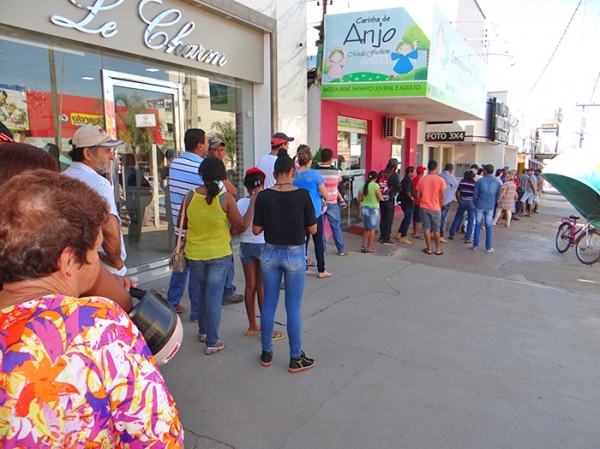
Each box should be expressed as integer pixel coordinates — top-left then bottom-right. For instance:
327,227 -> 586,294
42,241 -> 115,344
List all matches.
0,170 -> 182,447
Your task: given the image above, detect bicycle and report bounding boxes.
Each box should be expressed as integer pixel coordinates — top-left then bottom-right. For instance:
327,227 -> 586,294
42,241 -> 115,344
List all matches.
555,215 -> 600,265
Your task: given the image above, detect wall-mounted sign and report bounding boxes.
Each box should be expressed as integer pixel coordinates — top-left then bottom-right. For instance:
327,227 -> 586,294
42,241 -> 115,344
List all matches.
1,0 -> 264,83
486,97 -> 509,143
426,7 -> 487,119
425,131 -> 464,142
338,116 -> 367,133
50,0 -> 227,66
322,8 -> 430,100
0,84 -> 29,131
70,113 -> 103,127
135,113 -> 157,128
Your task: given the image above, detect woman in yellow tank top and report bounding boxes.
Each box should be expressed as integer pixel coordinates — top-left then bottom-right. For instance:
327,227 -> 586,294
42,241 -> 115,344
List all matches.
179,157 -> 256,355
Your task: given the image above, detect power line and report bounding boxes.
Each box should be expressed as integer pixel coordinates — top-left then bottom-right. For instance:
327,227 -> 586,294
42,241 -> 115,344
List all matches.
520,0 -> 583,107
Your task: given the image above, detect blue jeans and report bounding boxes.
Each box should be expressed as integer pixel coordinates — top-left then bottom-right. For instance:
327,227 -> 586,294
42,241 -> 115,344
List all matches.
223,255 -> 236,299
306,215 -> 326,273
440,203 -> 452,237
322,202 -> 346,253
187,255 -> 231,347
473,208 -> 494,250
397,207 -> 414,237
449,200 -> 475,240
166,266 -> 200,319
260,244 -> 306,358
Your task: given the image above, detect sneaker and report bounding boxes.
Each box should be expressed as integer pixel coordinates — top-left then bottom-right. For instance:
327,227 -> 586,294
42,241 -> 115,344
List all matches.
439,237 -> 448,243
395,232 -> 403,241
205,341 -> 225,355
464,239 -> 473,244
261,350 -> 273,367
198,332 -> 207,343
486,248 -> 495,253
381,240 -> 395,246
447,236 -> 455,240
222,294 -> 244,306
470,246 -> 478,251
399,236 -> 412,245
175,304 -> 187,313
289,352 -> 315,373
338,249 -> 349,256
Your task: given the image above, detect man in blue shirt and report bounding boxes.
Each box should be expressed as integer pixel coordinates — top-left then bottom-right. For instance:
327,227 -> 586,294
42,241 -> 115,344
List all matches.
471,164 -> 501,253
438,163 -> 459,242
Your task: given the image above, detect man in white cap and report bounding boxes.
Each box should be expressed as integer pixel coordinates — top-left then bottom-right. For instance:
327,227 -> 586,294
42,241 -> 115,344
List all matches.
63,124 -> 127,275
256,132 -> 294,188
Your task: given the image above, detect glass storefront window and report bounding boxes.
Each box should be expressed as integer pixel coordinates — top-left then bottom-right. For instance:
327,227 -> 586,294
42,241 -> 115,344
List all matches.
0,28 -> 254,270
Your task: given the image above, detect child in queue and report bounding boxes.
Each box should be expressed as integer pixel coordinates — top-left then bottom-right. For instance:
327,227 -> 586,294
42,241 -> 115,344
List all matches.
358,171 -> 384,254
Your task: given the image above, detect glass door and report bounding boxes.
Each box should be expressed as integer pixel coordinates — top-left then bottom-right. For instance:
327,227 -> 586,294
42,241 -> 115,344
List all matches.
102,70 -> 183,269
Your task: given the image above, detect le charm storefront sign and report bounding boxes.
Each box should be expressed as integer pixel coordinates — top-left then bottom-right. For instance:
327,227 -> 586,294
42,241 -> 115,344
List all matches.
0,0 -> 264,83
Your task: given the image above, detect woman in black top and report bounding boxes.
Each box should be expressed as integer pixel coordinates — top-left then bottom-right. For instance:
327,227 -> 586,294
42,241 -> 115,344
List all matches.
253,154 -> 317,373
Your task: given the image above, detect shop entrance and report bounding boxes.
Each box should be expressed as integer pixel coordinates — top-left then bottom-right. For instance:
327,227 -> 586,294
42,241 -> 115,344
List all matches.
102,70 -> 183,269
337,116 -> 367,226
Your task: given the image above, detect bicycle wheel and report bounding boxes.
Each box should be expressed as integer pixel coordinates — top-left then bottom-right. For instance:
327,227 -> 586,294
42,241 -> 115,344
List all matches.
575,228 -> 600,265
555,222 -> 572,253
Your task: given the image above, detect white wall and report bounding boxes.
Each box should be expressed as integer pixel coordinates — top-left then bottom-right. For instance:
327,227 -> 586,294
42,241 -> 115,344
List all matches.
307,83 -> 321,151
475,143 -> 504,172
236,0 -> 308,153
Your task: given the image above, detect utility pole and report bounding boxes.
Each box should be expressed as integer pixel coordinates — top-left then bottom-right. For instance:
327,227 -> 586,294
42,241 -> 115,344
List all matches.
575,103 -> 600,148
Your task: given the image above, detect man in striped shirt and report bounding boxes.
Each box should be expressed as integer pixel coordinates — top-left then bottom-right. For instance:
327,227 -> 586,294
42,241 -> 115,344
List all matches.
448,170 -> 477,243
166,129 -> 243,317
167,128 -> 208,314
316,148 -> 348,256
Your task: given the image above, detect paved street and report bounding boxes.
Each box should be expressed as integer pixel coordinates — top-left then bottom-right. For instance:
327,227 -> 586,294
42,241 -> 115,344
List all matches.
143,194 -> 600,449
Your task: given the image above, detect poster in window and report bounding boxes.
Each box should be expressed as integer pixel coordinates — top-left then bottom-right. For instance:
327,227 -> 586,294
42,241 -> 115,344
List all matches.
0,84 -> 29,131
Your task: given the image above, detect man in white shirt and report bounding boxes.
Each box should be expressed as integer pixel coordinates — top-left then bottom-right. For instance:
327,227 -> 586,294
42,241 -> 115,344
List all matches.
63,125 -> 127,275
256,132 -> 294,188
438,163 -> 459,242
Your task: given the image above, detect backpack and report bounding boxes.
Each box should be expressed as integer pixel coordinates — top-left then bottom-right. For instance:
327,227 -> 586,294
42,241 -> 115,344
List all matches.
378,170 -> 392,201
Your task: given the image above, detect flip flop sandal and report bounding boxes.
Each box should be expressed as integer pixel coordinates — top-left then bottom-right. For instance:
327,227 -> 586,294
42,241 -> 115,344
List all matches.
435,251 -> 443,255
360,246 -> 368,253
413,235 -> 424,239
245,329 -> 261,337
422,248 -> 432,255
272,331 -> 285,341
306,259 -> 316,267
306,269 -> 315,276
366,249 -> 377,254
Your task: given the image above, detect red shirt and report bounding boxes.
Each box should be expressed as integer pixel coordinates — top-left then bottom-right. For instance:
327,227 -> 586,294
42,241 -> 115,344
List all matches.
412,175 -> 422,205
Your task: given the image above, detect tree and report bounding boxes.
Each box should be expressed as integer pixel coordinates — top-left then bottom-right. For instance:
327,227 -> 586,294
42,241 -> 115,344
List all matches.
114,93 -> 162,156
210,120 -> 236,168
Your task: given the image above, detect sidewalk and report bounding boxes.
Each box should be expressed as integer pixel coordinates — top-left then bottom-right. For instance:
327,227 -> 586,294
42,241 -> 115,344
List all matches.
143,194 -> 600,448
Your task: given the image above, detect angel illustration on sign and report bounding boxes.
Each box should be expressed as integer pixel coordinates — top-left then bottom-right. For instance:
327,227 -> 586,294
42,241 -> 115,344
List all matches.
391,40 -> 419,75
324,48 -> 348,81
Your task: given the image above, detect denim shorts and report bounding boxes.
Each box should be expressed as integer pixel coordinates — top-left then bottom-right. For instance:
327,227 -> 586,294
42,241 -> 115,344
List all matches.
361,206 -> 380,230
239,242 -> 264,264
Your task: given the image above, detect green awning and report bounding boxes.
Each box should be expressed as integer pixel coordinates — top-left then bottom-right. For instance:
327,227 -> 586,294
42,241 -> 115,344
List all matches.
542,149 -> 600,229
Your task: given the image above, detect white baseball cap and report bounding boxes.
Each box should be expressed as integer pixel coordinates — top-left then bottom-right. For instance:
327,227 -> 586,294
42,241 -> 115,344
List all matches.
72,124 -> 124,148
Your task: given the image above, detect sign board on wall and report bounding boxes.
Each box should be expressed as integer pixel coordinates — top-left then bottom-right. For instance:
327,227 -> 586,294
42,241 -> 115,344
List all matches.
322,8 -> 430,99
426,7 -> 487,119
0,84 -> 30,131
424,121 -> 465,142
338,116 -> 367,133
0,0 -> 264,83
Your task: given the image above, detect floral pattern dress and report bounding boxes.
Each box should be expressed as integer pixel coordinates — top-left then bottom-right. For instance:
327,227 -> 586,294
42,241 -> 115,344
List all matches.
0,294 -> 183,448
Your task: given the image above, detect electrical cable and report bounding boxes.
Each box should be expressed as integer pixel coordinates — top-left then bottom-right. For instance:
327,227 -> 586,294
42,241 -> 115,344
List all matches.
520,0 -> 583,107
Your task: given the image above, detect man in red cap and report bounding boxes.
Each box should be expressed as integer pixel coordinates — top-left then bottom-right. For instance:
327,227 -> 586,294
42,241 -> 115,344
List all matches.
257,132 -> 294,188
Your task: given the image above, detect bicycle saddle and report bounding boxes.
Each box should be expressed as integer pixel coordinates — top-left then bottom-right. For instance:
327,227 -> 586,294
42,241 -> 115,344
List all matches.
570,215 -> 580,220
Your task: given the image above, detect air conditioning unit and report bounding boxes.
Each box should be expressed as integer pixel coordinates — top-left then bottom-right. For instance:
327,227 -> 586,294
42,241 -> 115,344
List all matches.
383,117 -> 405,140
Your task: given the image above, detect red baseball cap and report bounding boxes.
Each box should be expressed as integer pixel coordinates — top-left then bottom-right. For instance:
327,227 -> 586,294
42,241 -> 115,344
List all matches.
271,132 -> 294,146
245,167 -> 266,178
416,166 -> 426,174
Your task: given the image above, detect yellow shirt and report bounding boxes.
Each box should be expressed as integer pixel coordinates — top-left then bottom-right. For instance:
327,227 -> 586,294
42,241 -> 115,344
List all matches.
184,191 -> 232,261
